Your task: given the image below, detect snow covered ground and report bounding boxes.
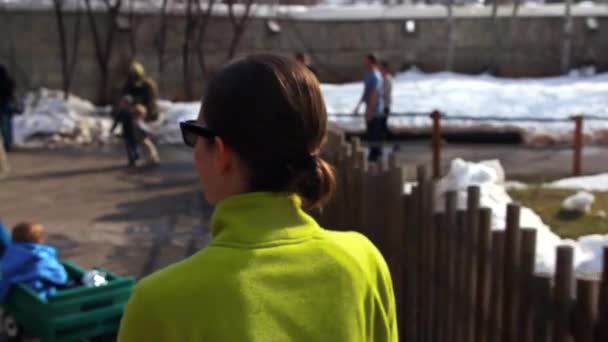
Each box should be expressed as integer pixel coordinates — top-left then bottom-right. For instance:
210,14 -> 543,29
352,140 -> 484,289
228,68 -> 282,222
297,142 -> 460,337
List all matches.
11,69 -> 608,147
437,159 -> 607,278
548,173 -> 608,192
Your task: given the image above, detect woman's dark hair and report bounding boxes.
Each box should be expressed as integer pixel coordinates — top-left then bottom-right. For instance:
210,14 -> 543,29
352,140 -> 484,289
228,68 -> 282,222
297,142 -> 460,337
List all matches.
201,54 -> 335,209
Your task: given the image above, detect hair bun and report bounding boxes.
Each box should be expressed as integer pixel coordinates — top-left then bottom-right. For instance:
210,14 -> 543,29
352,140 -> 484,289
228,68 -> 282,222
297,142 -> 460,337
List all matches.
291,155 -> 335,209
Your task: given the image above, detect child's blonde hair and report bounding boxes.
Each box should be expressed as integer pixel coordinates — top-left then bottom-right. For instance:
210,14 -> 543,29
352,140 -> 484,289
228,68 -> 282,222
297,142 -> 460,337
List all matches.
133,104 -> 147,119
12,222 -> 44,244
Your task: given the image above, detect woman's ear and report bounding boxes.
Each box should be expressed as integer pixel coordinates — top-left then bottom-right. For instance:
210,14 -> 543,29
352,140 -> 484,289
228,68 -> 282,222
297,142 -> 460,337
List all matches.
213,136 -> 232,173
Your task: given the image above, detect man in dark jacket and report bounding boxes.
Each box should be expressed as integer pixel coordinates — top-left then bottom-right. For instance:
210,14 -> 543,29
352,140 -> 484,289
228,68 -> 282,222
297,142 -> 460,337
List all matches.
0,64 -> 16,151
121,61 -> 159,122
111,95 -> 139,167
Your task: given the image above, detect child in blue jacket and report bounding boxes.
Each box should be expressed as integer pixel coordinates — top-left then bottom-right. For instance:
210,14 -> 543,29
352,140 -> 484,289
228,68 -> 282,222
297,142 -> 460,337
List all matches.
0,222 -> 68,300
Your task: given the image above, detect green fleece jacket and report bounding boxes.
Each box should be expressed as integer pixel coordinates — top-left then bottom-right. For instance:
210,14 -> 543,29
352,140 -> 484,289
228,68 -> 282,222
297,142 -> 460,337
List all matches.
118,192 -> 398,342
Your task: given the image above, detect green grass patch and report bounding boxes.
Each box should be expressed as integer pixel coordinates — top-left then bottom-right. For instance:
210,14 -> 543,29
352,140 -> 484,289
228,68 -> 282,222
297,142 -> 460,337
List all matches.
509,187 -> 608,239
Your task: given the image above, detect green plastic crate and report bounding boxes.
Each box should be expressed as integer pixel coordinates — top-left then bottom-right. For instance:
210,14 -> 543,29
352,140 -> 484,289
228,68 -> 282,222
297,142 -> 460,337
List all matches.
2,261 -> 135,342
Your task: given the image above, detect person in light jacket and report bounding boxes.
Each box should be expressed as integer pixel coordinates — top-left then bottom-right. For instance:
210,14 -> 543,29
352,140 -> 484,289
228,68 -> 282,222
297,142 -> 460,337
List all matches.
118,54 -> 398,342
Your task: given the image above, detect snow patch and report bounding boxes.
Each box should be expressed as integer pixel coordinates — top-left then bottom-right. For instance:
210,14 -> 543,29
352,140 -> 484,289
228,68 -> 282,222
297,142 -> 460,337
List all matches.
437,158 -> 607,277
548,173 -> 608,192
561,191 -> 595,214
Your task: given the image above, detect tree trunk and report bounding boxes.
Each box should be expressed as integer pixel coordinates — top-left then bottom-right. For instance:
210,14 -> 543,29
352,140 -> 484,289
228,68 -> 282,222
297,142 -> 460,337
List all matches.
66,6 -> 82,95
128,0 -> 137,60
489,0 -> 500,73
195,0 -> 216,81
85,0 -> 120,104
53,0 -> 70,99
226,0 -> 255,60
561,0 -> 573,74
182,0 -> 196,100
157,0 -> 169,92
445,0 -> 455,71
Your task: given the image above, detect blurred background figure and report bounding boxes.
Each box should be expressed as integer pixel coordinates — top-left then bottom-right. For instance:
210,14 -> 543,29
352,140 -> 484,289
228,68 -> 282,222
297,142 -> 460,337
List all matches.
121,61 -> 160,122
111,95 -> 139,167
0,64 -> 17,152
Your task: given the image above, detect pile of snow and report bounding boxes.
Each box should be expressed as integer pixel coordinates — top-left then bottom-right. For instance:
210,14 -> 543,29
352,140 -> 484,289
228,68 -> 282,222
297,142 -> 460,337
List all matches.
548,173 -> 608,192
13,89 -> 112,147
561,191 -> 595,214
323,68 -> 608,145
154,100 -> 200,144
11,89 -> 200,147
436,158 -> 607,277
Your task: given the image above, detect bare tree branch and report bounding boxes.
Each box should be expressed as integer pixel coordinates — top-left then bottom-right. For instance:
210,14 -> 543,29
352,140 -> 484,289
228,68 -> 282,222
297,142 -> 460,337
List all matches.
156,0 -> 170,91
561,0 -> 573,73
226,0 -> 255,60
445,0 -> 455,70
195,0 -> 216,79
182,0 -> 197,99
53,0 -> 82,99
66,1 -> 82,92
85,0 -> 123,103
488,0 -> 500,74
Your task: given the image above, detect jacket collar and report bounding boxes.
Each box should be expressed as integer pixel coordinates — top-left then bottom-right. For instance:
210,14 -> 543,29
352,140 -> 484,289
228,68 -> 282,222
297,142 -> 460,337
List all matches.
209,192 -> 322,247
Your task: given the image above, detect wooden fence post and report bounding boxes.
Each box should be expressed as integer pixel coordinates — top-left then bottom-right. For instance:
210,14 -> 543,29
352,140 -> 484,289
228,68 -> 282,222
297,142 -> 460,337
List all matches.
518,228 -> 537,342
490,231 -> 506,342
573,279 -> 599,342
431,110 -> 442,180
402,193 -> 417,342
572,115 -> 583,176
455,210 -> 468,342
503,204 -> 522,342
595,246 -> 608,341
444,191 -> 458,342
466,186 -> 481,342
416,165 -> 431,342
387,154 -> 406,335
475,207 -> 493,342
553,245 -> 574,342
533,276 -> 553,342
432,212 -> 445,342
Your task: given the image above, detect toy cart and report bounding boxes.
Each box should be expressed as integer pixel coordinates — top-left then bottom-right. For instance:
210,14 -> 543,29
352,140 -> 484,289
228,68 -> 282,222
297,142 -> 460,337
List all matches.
0,261 -> 135,341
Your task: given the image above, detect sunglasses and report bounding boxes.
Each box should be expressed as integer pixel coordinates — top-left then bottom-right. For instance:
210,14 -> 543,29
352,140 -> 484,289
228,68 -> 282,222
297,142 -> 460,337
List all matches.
179,120 -> 218,148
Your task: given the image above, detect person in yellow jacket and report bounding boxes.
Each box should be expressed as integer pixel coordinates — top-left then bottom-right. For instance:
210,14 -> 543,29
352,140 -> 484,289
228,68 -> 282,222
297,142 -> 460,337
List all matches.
117,54 -> 398,342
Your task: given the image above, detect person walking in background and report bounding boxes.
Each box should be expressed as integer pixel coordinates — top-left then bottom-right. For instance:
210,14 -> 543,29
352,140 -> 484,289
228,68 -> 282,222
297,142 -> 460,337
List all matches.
353,53 -> 384,162
380,60 -> 394,147
121,61 -> 160,122
133,104 -> 160,166
380,60 -> 393,117
118,54 -> 397,342
110,95 -> 139,167
0,64 -> 17,151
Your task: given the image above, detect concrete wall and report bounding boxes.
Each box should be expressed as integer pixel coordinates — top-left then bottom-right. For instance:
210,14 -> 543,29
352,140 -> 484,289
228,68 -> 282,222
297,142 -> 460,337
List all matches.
0,8 -> 606,102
